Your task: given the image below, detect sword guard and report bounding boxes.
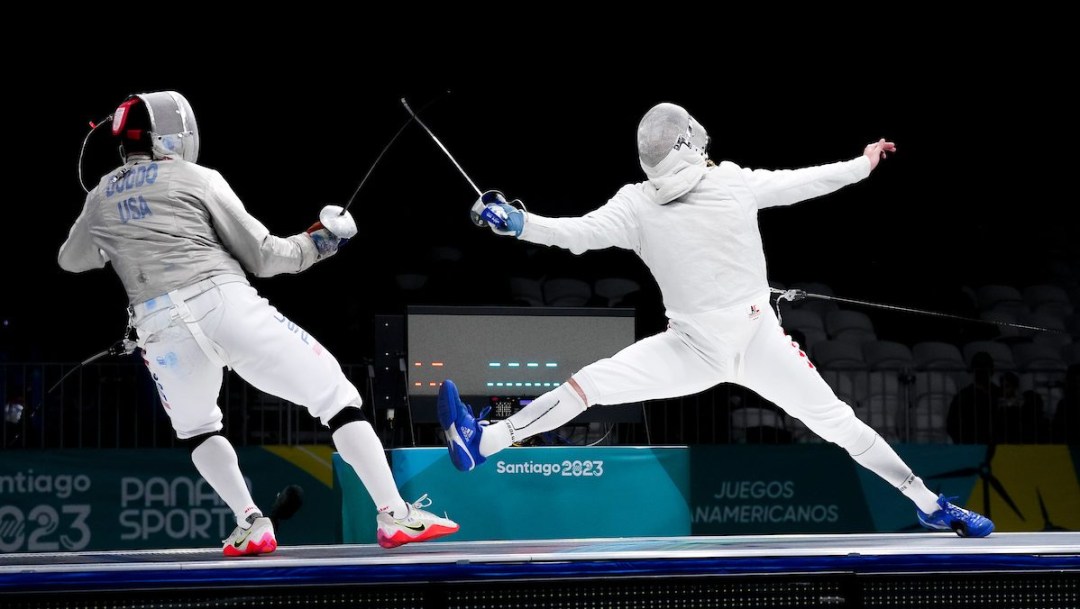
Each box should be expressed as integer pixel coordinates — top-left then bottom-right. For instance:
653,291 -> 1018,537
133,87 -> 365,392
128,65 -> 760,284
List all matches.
776,288 -> 808,303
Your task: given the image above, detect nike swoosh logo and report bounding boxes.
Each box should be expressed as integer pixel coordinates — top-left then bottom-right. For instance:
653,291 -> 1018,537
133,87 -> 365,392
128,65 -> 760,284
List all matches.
232,528 -> 254,548
399,522 -> 426,532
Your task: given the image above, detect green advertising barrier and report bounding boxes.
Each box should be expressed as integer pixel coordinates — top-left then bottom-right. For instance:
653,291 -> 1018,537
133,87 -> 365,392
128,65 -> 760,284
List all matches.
0,447 -> 339,552
5,444 -> 1075,552
690,445 -> 875,535
338,446 -> 691,543
856,444 -> 1080,532
333,452 -> 377,544
692,444 -> 1080,534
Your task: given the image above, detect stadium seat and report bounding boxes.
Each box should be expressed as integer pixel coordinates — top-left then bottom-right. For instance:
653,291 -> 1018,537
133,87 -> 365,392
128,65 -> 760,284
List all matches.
976,284 -> 1026,315
543,278 -> 592,307
812,341 -> 867,370
780,309 -> 828,351
594,277 -> 641,307
962,341 -> 1015,371
509,277 -> 544,307
863,341 -> 914,370
912,342 -> 966,370
825,310 -> 877,344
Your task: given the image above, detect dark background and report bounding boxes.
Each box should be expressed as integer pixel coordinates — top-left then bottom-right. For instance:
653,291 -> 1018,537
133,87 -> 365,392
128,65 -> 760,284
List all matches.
2,42 -> 1074,364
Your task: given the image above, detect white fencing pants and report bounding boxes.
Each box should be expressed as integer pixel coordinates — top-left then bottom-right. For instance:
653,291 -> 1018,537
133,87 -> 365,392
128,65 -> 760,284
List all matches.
498,291 -> 929,503
573,292 -> 877,456
132,277 -> 361,438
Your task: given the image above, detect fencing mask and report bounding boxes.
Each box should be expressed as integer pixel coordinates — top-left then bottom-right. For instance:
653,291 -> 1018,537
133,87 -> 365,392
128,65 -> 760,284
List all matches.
637,103 -> 709,168
112,91 -> 200,163
636,103 -> 710,204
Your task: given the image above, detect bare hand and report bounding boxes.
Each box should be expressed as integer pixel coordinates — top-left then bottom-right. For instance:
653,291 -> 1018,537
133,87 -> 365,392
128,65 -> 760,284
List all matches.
864,138 -> 896,171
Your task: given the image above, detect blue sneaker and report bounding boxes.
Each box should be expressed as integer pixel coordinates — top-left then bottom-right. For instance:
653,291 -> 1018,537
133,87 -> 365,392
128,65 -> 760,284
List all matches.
437,380 -> 486,472
917,495 -> 995,538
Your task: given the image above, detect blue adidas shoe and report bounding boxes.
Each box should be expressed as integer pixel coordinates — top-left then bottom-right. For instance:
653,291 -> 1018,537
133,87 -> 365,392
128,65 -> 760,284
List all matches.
917,495 -> 995,538
437,380 -> 486,472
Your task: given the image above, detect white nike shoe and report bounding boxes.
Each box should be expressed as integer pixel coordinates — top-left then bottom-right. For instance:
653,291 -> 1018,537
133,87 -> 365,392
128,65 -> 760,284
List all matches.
376,494 -> 460,549
223,514 -> 277,557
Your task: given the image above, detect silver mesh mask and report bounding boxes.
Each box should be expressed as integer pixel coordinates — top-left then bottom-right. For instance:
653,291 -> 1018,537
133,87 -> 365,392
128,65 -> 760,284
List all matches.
637,103 -> 709,168
134,91 -> 200,162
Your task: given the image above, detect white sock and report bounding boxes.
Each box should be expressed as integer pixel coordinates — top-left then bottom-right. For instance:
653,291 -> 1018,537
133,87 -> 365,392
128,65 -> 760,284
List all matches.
479,383 -> 586,458
479,420 -> 513,457
849,434 -> 940,514
190,435 -> 259,527
332,420 -> 408,517
898,473 -> 942,514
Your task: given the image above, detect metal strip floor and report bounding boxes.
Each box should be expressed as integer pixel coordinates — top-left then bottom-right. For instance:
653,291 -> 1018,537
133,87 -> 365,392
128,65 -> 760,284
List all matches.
2,532 -> 1078,592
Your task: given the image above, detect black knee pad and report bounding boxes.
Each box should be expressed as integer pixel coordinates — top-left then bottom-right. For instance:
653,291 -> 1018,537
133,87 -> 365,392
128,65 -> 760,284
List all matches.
179,432 -> 222,455
328,406 -> 365,433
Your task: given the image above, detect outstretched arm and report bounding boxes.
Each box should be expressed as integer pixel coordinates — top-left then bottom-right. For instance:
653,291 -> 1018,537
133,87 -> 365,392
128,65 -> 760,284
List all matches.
481,188 -> 640,255
741,139 -> 895,209
203,172 -> 349,277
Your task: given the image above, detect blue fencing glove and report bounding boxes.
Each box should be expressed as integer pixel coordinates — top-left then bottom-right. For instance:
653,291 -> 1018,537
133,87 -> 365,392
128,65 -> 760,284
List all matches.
470,190 -> 525,237
485,203 -> 525,237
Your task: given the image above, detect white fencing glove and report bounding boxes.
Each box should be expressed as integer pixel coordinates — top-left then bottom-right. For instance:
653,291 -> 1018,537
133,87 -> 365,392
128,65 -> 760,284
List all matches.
306,205 -> 357,260
319,205 -> 358,239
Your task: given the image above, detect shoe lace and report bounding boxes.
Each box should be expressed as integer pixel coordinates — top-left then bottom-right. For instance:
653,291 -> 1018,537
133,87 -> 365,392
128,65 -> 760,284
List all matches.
410,493 -> 433,510
476,405 -> 491,420
401,493 -> 454,521
939,496 -> 982,520
221,512 -> 263,544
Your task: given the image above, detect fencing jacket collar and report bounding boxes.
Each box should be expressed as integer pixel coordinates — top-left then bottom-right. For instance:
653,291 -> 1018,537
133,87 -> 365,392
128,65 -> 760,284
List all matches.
639,145 -> 708,205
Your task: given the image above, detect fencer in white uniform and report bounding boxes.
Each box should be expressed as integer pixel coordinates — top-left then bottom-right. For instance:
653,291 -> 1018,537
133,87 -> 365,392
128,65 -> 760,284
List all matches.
60,91 -> 458,553
441,102 -> 993,537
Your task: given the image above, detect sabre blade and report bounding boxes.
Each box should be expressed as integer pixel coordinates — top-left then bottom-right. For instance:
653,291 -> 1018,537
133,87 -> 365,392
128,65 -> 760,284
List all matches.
341,92 -> 451,214
341,119 -> 413,214
401,98 -> 482,196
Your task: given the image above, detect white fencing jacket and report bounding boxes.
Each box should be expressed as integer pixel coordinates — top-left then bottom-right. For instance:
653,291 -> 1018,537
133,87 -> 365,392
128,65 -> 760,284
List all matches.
520,153 -> 871,321
59,155 -> 320,305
